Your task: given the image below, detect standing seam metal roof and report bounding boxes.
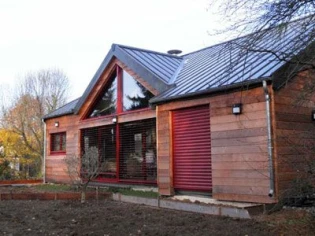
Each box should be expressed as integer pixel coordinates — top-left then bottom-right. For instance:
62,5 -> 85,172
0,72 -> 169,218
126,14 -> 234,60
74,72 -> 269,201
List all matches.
119,45 -> 182,84
151,16 -> 315,102
44,16 -> 314,119
43,98 -> 80,120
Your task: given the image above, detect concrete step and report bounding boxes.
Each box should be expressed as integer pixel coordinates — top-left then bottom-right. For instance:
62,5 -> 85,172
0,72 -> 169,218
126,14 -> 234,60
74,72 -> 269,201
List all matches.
112,193 -> 264,219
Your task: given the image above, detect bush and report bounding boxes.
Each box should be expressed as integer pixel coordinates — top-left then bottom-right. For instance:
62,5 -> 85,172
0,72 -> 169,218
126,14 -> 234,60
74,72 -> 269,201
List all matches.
0,159 -> 12,180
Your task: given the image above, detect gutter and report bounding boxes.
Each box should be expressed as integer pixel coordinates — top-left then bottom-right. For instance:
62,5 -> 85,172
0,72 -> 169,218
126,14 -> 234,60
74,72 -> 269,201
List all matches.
262,80 -> 275,198
42,119 -> 46,184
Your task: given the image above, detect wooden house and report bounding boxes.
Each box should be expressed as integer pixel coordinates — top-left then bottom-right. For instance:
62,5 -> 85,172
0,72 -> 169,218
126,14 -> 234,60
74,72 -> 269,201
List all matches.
43,18 -> 315,204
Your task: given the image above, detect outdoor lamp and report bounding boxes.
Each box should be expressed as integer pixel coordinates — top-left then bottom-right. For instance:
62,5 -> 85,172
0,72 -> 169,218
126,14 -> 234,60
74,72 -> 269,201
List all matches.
54,121 -> 59,127
312,110 -> 315,121
112,117 -> 117,123
232,103 -> 242,115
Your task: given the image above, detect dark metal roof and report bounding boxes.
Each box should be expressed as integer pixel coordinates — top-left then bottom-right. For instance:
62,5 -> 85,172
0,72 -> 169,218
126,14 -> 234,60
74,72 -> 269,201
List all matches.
151,16 -> 315,103
44,16 -> 314,119
43,98 -> 79,120
119,45 -> 182,84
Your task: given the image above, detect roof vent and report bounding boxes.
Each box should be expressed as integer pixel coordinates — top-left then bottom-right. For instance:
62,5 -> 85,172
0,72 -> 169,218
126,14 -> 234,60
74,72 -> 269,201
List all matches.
167,49 -> 182,55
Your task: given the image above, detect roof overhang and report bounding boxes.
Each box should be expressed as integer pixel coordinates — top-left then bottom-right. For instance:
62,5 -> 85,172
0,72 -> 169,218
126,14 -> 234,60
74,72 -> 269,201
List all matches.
150,77 -> 272,105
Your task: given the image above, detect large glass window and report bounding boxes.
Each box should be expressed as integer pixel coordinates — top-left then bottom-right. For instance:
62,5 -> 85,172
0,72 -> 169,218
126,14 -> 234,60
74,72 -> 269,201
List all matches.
123,70 -> 154,112
86,66 -> 154,119
81,119 -> 156,182
88,74 -> 117,118
81,125 -> 117,179
51,132 -> 66,153
119,119 -> 156,181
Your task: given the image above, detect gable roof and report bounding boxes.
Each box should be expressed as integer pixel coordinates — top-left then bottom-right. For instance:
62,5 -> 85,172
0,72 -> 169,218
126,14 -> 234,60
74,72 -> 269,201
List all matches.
73,44 -> 182,114
119,45 -> 183,84
44,16 -> 314,120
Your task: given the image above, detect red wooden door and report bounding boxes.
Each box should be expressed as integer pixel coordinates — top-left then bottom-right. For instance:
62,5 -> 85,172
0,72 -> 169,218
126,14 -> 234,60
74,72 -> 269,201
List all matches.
172,105 -> 212,192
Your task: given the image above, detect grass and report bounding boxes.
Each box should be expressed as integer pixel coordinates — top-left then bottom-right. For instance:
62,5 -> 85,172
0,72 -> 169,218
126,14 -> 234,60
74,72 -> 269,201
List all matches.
33,184 -> 159,198
34,184 -> 73,192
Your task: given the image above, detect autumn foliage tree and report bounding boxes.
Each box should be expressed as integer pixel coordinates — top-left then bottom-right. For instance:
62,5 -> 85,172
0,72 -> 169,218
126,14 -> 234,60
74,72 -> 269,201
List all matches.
0,68 -> 71,177
0,129 -> 38,178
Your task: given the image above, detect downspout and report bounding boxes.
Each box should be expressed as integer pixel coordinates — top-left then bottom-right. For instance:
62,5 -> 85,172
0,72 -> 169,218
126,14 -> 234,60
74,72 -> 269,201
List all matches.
42,119 -> 46,184
262,80 -> 275,197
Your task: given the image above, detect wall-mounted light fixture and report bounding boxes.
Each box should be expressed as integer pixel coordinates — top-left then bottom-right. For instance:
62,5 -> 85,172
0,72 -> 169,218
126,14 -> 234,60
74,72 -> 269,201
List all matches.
312,110 -> 315,121
232,103 -> 242,115
112,117 -> 117,123
54,121 -> 59,127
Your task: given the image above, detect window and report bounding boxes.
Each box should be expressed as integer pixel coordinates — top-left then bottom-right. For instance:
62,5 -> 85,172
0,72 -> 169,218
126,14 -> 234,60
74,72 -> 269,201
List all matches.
123,70 -> 154,112
119,119 -> 156,181
86,66 -> 154,119
51,132 -> 66,153
81,118 -> 156,182
81,125 -> 117,179
89,74 -> 117,118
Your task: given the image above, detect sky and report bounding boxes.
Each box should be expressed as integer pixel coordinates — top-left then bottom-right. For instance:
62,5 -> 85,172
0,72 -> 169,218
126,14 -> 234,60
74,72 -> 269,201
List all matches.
0,0 -> 226,100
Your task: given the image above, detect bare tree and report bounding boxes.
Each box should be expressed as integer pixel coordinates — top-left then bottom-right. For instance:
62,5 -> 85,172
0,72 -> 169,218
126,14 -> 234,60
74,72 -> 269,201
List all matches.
209,1 -> 315,75
209,1 -> 315,34
64,147 -> 103,203
0,68 -> 71,175
17,68 -> 71,114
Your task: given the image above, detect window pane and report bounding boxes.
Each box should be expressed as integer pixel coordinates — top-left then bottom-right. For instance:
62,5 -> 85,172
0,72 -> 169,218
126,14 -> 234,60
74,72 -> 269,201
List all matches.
119,119 -> 157,181
81,125 -> 116,179
123,70 -> 154,112
89,75 -> 117,118
51,132 -> 66,152
99,126 -> 116,177
53,134 -> 60,151
61,134 -> 66,151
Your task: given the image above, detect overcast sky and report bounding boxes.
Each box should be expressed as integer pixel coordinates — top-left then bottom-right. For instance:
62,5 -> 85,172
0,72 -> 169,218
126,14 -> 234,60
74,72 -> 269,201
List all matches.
0,0 -> 226,100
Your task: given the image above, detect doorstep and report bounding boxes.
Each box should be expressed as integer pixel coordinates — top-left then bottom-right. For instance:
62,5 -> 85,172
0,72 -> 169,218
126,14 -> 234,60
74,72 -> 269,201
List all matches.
111,193 -> 264,219
170,195 -> 264,218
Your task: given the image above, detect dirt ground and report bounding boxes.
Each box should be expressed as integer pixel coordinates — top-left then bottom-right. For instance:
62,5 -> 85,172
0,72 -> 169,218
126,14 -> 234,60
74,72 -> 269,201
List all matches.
0,200 -> 275,236
0,186 -> 314,236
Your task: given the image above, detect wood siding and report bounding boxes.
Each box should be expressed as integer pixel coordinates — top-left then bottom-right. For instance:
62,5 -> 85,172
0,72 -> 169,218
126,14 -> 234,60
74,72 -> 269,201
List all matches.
45,115 -> 80,183
157,87 -> 275,203
273,71 -> 315,196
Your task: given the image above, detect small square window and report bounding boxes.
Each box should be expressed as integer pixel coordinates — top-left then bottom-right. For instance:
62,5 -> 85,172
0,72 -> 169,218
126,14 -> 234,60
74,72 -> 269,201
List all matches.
51,132 -> 66,154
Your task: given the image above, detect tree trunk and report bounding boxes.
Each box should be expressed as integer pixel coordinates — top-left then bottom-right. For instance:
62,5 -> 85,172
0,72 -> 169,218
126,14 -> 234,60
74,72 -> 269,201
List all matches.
81,185 -> 87,204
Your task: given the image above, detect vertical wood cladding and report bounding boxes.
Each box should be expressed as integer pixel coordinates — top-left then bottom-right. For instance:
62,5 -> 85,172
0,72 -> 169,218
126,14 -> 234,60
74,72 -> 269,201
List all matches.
156,107 -> 173,195
157,87 -> 274,203
273,71 -> 315,196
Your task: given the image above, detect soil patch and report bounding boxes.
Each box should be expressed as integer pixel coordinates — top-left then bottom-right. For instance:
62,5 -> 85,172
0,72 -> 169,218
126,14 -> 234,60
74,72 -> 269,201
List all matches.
1,200 -> 274,236
0,185 -> 314,235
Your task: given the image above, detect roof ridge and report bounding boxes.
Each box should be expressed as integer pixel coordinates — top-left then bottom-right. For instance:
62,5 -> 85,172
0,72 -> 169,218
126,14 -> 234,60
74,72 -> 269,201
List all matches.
115,44 -> 183,59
